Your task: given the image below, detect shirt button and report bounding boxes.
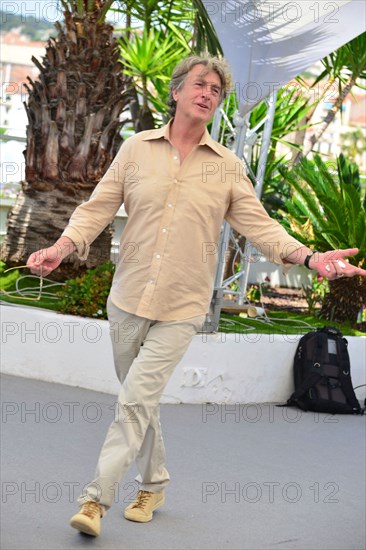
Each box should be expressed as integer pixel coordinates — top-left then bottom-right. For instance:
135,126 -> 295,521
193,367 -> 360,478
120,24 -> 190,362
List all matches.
168,203 -> 173,208
162,228 -> 167,233
156,254 -> 161,259
150,279 -> 155,284
173,155 -> 178,160
174,179 -> 178,183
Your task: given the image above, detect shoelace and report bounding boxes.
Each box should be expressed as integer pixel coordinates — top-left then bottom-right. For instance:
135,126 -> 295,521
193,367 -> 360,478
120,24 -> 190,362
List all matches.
131,490 -> 151,509
81,501 -> 100,518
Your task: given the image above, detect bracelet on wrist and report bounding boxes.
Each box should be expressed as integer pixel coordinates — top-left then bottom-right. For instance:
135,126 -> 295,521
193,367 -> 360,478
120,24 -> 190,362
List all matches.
304,250 -> 316,269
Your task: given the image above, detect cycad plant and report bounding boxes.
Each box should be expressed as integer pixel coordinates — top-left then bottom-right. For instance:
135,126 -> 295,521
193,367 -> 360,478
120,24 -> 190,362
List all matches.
279,154 -> 366,323
1,0 -> 132,279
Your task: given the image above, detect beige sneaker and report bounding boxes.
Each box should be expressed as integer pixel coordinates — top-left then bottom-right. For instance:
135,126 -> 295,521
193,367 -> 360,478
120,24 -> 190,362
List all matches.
124,490 -> 165,522
70,501 -> 102,536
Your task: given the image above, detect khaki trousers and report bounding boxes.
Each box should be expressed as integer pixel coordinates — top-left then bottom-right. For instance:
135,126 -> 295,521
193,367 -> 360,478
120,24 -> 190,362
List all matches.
77,296 -> 205,510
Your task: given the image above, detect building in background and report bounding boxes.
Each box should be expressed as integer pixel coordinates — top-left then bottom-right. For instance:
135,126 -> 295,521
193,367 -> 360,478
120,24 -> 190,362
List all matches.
1,29 -> 46,188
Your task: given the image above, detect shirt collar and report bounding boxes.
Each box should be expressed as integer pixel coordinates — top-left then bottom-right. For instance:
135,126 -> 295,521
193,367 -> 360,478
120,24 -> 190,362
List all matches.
141,119 -> 224,158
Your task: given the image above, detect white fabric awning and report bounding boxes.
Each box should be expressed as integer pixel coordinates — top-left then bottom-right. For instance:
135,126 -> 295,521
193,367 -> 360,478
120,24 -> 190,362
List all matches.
202,0 -> 365,114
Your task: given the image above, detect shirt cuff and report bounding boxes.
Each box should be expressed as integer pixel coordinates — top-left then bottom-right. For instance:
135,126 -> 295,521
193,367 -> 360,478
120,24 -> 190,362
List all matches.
61,227 -> 90,261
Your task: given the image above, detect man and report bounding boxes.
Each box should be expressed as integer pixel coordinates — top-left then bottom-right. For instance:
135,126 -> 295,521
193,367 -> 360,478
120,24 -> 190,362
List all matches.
27,55 -> 366,537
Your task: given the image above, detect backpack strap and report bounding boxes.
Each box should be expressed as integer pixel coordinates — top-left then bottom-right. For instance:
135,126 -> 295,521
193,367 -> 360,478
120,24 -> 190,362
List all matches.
313,329 -> 326,372
337,336 -> 350,372
336,337 -> 364,414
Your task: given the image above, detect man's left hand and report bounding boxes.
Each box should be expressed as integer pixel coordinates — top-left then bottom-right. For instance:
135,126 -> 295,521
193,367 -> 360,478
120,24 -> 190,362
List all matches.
309,248 -> 366,280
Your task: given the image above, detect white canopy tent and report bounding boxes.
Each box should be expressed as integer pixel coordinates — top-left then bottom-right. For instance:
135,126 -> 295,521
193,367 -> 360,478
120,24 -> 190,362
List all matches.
202,0 -> 366,114
201,0 -> 366,330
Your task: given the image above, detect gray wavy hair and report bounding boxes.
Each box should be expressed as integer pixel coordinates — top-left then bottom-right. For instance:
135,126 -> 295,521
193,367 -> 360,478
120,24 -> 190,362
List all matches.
168,55 -> 233,117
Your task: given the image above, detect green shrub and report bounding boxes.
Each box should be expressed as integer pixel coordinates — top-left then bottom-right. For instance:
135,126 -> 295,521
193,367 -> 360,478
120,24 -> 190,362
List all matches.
57,261 -> 115,319
302,274 -> 329,315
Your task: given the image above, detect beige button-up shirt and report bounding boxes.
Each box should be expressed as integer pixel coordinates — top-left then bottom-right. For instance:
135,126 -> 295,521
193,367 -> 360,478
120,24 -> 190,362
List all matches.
62,121 -> 303,321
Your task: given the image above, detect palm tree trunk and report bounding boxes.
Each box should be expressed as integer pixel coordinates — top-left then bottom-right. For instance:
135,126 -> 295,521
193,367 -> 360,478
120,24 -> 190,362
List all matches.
320,276 -> 365,324
289,99 -> 320,166
4,184 -> 112,281
294,76 -> 356,163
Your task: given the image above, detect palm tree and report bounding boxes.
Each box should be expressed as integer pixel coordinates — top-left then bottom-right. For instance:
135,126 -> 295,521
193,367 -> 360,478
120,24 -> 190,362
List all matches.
279,154 -> 366,324
1,0 -> 133,279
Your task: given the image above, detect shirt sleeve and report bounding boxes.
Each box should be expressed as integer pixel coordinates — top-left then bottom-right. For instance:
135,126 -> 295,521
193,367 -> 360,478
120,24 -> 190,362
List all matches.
61,139 -> 130,260
225,169 -> 305,270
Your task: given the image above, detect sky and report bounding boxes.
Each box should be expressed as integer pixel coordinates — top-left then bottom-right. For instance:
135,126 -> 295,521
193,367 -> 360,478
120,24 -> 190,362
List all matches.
1,1 -> 126,26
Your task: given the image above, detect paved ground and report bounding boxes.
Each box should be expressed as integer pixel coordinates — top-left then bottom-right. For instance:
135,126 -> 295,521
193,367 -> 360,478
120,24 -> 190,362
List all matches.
1,373 -> 365,550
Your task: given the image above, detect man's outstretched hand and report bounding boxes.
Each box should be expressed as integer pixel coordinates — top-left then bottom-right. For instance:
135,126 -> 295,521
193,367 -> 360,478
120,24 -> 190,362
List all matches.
308,248 -> 366,280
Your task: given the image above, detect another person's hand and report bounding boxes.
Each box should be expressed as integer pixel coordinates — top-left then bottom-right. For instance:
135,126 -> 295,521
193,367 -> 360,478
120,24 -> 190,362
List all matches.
26,237 -> 76,276
309,248 -> 366,280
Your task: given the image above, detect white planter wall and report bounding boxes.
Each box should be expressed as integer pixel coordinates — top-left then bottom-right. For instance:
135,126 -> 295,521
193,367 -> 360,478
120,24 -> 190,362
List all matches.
1,305 -> 365,404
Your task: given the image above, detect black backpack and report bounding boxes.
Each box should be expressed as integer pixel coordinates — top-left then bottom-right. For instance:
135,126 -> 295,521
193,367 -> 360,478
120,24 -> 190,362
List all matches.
285,326 -> 364,414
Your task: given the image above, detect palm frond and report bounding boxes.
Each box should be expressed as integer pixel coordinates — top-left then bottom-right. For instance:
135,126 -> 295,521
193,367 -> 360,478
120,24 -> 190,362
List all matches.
312,155 -> 339,198
191,0 -> 223,55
